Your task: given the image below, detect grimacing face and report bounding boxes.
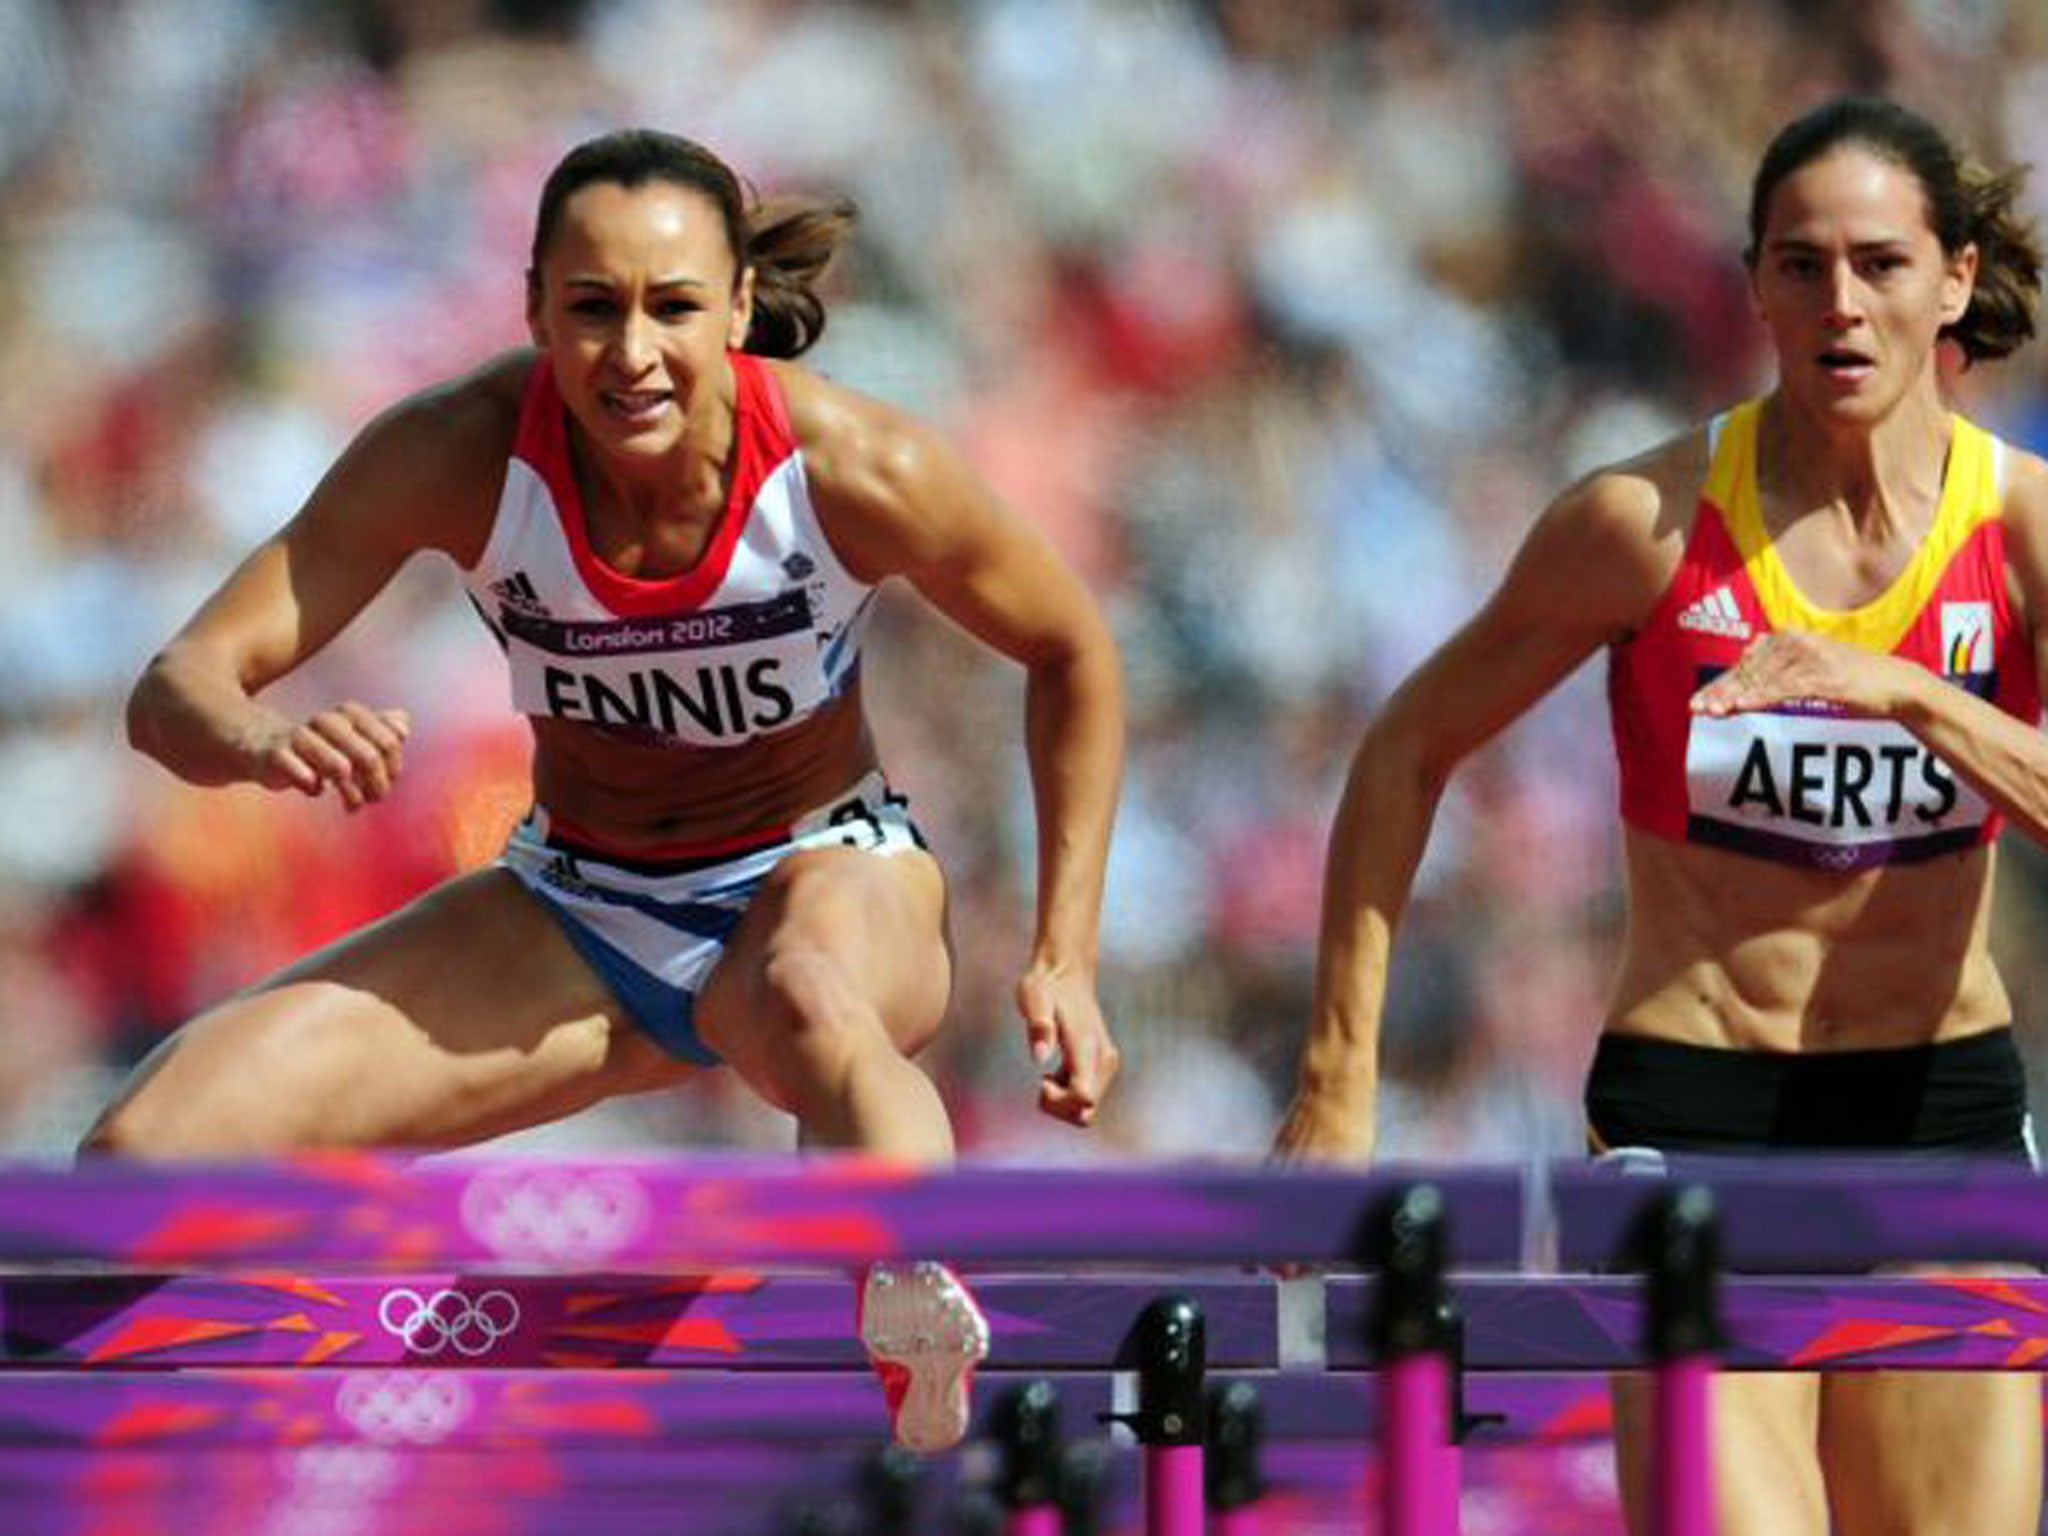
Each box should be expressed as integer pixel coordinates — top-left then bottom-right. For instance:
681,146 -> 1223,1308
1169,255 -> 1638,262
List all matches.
527,180 -> 756,462
1749,145 -> 1977,424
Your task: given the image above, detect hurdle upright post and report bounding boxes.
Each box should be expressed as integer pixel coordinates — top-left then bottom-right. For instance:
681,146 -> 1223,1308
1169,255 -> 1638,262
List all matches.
991,1380 -> 1064,1536
1631,1183 -> 1724,1536
1205,1380 -> 1264,1536
861,1444 -> 923,1536
1122,1295 -> 1206,1536
1369,1183 -> 1461,1536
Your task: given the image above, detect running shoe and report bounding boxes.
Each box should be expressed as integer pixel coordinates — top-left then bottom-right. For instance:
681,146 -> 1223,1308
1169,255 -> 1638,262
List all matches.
858,1260 -> 990,1452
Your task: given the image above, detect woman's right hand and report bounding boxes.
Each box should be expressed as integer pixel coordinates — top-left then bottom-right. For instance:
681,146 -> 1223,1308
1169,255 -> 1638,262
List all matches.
1270,1083 -> 1376,1167
244,704 -> 411,811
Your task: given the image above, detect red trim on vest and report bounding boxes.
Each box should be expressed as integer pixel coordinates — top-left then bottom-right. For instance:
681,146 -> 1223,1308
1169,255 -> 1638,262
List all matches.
513,353 -> 798,617
746,350 -> 795,447
1610,498 -> 1759,840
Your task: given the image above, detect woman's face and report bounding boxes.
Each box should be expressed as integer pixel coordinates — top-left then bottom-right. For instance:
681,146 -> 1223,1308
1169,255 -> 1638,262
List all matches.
1750,145 -> 1976,424
527,180 -> 754,460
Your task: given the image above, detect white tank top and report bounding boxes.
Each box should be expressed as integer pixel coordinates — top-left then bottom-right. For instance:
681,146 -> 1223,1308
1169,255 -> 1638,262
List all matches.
458,354 -> 874,748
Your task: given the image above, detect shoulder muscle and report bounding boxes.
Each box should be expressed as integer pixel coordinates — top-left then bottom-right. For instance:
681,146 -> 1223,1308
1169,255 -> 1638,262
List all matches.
771,364 -> 977,582
1491,432 -> 1699,645
293,350 -> 528,569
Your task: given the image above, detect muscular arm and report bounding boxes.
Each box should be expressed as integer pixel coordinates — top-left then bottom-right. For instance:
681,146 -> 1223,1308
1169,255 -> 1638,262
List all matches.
128,365 -> 512,806
787,369 -> 1126,1124
1276,465 -> 1682,1163
1690,454 -> 2048,846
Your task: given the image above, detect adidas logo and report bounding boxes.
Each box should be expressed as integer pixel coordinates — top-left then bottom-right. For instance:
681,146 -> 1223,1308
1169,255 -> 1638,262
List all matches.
490,570 -> 548,616
1676,585 -> 1751,640
539,854 -> 594,895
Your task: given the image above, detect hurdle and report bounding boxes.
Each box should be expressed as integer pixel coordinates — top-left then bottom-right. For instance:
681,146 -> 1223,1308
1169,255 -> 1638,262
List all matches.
4,1270 -> 2041,1378
0,1158 -> 1526,1536
0,1156 -> 1528,1269
0,1155 -> 2042,1535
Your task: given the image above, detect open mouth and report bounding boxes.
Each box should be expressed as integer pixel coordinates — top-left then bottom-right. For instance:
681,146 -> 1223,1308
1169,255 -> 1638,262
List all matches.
602,388 -> 672,423
1816,347 -> 1875,382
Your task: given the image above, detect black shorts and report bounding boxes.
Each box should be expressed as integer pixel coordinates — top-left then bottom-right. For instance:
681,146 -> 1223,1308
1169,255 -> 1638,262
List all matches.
1584,1027 -> 2036,1164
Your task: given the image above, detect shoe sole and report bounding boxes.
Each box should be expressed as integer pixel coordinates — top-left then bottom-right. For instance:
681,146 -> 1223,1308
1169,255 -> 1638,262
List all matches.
859,1261 -> 990,1452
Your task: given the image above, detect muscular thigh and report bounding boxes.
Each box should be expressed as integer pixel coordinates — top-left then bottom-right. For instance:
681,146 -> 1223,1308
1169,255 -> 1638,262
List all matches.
695,846 -> 951,1067
1822,1370 -> 2042,1536
93,868 -> 694,1155
1612,1371 -> 1826,1536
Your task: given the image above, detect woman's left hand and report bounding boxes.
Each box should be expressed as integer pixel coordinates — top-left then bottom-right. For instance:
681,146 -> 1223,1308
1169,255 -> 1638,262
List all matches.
1690,630 -> 1917,718
1015,961 -> 1121,1128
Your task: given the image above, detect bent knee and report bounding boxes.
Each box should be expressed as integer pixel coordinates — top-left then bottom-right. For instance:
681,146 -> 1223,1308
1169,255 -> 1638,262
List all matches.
77,1092 -> 219,1163
736,949 -> 900,1093
74,1008 -> 349,1160
757,948 -> 880,1051
74,1113 -> 129,1163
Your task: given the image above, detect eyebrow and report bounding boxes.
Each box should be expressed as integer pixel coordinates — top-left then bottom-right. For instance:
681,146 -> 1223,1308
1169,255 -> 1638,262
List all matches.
1765,236 -> 1916,256
561,274 -> 715,290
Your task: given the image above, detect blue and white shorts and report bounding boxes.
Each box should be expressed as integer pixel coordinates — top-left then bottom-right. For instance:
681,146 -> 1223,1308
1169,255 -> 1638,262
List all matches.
499,772 -> 927,1065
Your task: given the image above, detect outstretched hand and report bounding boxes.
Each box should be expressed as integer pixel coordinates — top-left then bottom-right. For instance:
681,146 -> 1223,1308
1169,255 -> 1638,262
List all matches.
1015,961 -> 1120,1128
1690,631 -> 1911,719
247,703 -> 411,812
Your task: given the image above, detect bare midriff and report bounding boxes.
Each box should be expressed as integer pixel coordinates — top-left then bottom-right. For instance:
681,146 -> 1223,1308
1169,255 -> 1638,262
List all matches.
527,684 -> 881,850
1608,826 -> 2010,1052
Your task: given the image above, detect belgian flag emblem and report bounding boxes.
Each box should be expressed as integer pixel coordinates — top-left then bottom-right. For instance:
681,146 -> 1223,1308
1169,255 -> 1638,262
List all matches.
1940,600 -> 1993,675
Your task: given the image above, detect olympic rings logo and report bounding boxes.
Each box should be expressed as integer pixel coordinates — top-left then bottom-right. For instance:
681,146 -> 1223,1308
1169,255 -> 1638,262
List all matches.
334,1370 -> 476,1446
377,1286 -> 521,1358
458,1166 -> 651,1264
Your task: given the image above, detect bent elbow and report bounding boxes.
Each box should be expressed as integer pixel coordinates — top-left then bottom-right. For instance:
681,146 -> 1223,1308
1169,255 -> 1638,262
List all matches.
1353,706 -> 1461,812
124,661 -> 164,758
124,651 -> 189,765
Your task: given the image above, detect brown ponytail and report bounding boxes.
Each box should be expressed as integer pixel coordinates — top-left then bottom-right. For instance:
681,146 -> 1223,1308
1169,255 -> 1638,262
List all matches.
742,194 -> 858,360
1951,158 -> 2042,365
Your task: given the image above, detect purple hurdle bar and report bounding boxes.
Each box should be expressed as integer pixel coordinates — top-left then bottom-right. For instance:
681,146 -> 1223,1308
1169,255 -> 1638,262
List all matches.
1550,1155 -> 2048,1271
0,1367 -> 1623,1448
0,1272 -> 1282,1372
4,1270 -> 2044,1376
13,1155 -> 1526,1270
0,1440 -> 1592,1536
1326,1273 -> 2048,1373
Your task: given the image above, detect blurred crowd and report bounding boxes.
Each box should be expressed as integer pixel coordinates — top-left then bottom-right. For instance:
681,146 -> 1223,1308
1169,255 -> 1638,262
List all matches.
3,0 -> 2046,1165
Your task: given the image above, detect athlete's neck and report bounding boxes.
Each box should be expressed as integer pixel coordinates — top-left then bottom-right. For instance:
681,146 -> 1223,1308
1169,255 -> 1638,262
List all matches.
570,369 -> 739,572
1759,383 -> 1952,542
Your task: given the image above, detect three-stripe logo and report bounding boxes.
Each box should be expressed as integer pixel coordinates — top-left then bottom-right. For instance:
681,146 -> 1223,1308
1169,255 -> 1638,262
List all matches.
1676,585 -> 1751,640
